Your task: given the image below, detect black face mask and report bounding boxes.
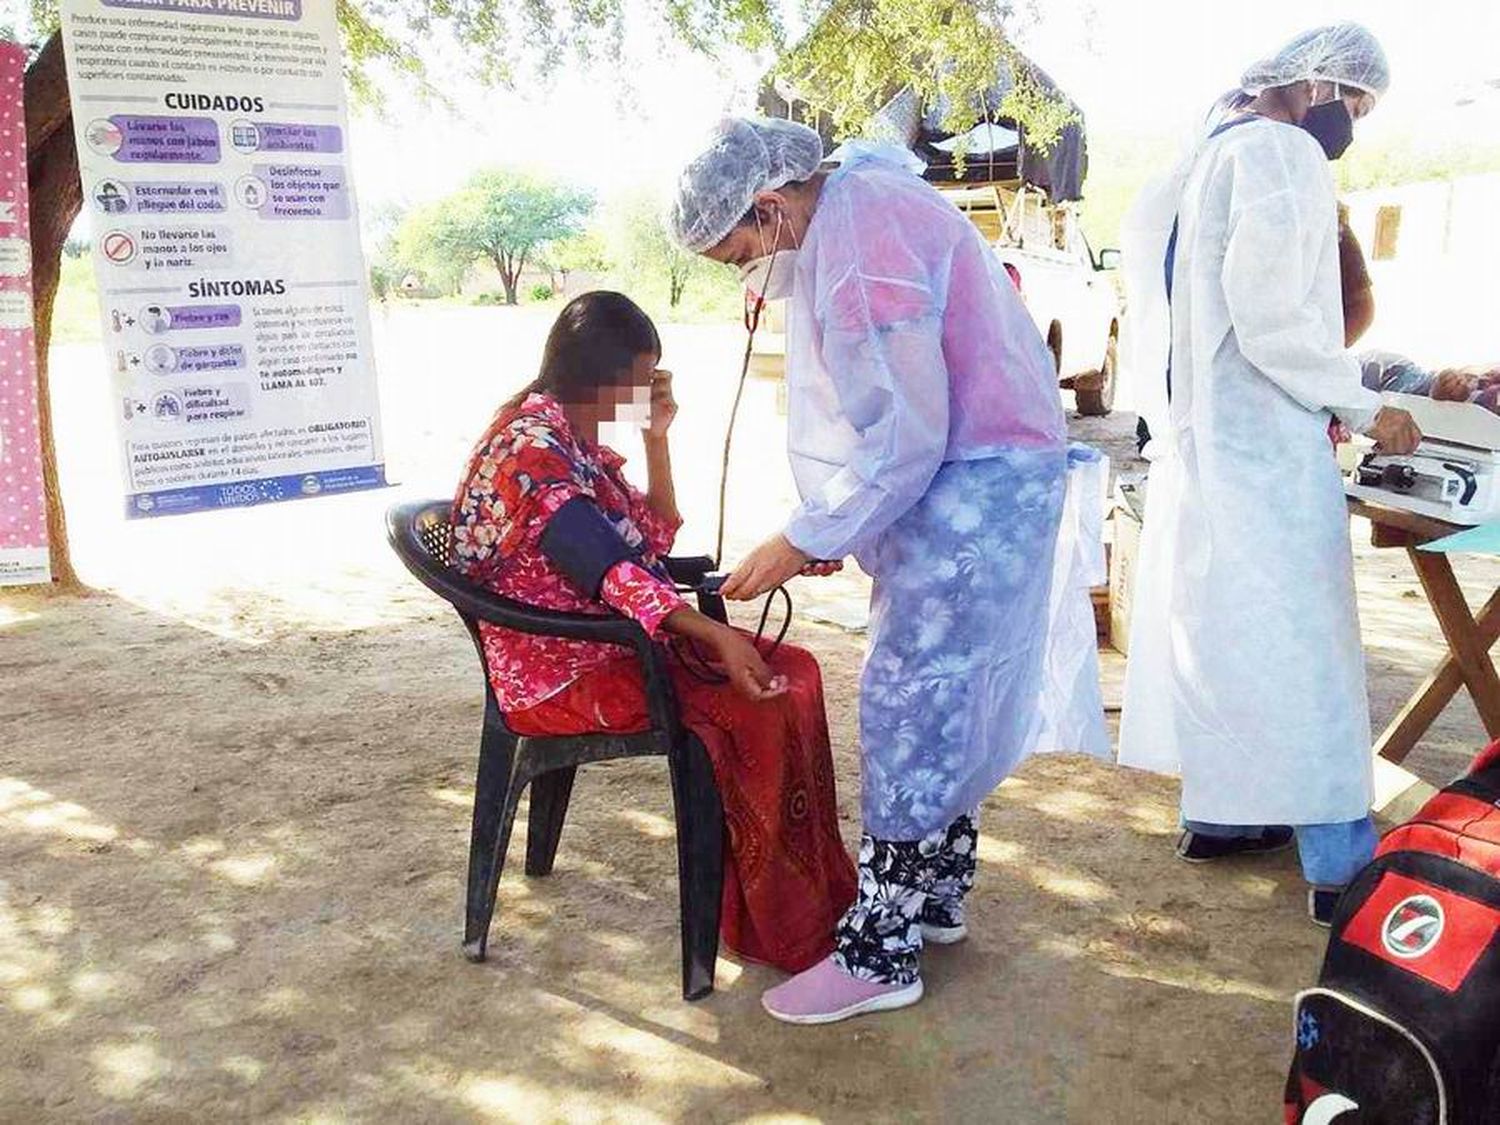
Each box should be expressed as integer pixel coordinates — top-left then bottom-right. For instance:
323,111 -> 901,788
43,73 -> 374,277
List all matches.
1302,97 -> 1354,161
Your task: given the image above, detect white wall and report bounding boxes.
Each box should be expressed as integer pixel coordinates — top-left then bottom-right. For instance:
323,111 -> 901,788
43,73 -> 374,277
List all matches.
1345,173 -> 1500,367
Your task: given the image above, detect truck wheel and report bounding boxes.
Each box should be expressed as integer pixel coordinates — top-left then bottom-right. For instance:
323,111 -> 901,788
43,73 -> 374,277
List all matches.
1076,335 -> 1117,417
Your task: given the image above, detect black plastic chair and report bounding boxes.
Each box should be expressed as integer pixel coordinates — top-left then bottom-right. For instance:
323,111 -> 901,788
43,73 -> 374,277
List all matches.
386,499 -> 728,1000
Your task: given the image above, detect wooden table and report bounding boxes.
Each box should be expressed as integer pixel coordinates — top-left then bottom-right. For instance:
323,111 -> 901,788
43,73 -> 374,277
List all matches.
1349,498 -> 1500,762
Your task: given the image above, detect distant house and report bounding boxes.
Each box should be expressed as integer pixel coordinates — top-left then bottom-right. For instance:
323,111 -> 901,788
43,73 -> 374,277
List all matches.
1343,172 -> 1500,365
1345,173 -> 1500,265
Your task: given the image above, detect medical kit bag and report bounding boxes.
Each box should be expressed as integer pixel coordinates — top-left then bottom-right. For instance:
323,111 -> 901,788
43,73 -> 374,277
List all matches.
1284,739 -> 1500,1124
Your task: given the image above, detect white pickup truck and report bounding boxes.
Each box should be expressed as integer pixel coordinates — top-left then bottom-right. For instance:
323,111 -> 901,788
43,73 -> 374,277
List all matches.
947,184 -> 1125,416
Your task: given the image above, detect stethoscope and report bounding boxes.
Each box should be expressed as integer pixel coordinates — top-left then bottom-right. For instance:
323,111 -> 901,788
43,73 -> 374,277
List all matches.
674,240 -> 794,684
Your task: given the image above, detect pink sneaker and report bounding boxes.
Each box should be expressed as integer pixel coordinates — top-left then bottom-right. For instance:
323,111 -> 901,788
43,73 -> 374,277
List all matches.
761,956 -> 923,1025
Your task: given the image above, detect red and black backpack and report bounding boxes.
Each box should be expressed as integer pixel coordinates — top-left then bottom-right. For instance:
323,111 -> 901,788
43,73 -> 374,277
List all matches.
1285,741 -> 1500,1124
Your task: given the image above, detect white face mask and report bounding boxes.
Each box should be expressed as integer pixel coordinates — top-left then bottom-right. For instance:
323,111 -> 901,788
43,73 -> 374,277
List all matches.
740,250 -> 799,302
740,209 -> 800,303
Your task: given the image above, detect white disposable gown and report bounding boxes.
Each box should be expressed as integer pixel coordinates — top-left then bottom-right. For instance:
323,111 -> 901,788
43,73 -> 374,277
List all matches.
1117,117 -> 1382,826
780,143 -> 1109,839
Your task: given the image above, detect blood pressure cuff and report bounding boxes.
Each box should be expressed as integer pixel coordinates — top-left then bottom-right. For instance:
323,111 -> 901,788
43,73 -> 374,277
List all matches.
539,496 -> 641,598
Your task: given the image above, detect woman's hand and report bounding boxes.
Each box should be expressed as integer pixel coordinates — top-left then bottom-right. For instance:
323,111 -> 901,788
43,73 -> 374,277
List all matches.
800,559 -> 844,578
721,534 -> 809,601
646,369 -> 678,438
711,629 -> 789,701
661,608 -> 787,702
1367,406 -> 1422,455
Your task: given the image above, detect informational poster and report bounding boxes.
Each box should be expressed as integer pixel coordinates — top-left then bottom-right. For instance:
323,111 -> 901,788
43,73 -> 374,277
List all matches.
0,42 -> 51,585
59,0 -> 386,518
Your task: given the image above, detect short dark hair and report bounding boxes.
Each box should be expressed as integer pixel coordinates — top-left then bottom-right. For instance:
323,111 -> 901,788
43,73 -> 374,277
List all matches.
734,176 -> 813,235
514,291 -> 661,406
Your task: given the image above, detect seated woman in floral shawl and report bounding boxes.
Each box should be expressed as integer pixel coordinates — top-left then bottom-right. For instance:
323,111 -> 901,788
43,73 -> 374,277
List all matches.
451,291 -> 855,972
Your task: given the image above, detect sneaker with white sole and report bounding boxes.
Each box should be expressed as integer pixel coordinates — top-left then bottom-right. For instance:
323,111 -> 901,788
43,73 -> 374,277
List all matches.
918,906 -> 966,948
920,900 -> 967,945
761,956 -> 924,1025
1308,885 -> 1346,928
921,920 -> 968,945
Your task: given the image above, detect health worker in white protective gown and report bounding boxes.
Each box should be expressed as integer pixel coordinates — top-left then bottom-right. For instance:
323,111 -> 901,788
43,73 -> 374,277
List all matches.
667,118 -> 1109,1024
1116,24 -> 1422,927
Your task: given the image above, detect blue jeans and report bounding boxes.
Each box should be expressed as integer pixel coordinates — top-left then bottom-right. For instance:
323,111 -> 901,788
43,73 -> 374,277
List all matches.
1184,817 -> 1378,887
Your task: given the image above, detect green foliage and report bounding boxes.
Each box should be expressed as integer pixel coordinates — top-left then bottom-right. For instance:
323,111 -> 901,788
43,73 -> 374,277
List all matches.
368,262 -> 397,300
662,0 -> 783,54
49,254 -> 101,345
336,0 -> 426,105
603,190 -> 718,309
1075,129 -> 1500,254
1077,131 -> 1180,251
337,0 -> 778,89
774,0 -> 1073,156
607,256 -> 746,326
391,200 -> 468,296
25,2 -> 57,37
28,2 -> 1068,154
529,283 -> 555,302
390,172 -> 591,304
546,230 -> 612,278
1336,136 -> 1500,194
361,200 -> 406,256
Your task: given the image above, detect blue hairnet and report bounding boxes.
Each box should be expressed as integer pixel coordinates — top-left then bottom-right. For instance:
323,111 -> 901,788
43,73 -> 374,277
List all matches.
667,117 -> 824,253
1240,23 -> 1390,98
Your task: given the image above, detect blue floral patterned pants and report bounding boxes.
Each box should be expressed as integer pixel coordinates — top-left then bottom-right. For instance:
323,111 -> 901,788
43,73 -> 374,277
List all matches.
857,452 -> 1065,841
833,813 -> 978,985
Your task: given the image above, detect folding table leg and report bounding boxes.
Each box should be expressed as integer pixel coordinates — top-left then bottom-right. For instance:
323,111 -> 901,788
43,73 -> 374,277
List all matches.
1375,588 -> 1500,762
1408,551 -> 1500,739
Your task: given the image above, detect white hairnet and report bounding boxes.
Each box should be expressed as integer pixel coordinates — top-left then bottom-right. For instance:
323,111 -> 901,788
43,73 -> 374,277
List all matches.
667,117 -> 824,253
1239,23 -> 1390,98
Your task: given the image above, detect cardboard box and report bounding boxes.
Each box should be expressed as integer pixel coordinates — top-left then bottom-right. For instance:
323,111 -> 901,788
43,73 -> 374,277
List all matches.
1091,586 -> 1111,645
1109,494 -> 1143,655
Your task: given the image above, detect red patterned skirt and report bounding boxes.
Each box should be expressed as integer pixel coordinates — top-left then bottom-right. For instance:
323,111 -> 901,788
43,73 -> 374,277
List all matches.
507,639 -> 857,973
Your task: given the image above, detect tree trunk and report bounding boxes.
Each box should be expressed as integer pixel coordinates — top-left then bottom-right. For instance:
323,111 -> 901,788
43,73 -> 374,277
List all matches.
25,34 -> 83,590
496,247 -> 529,306
511,248 -> 529,304
494,252 -> 518,306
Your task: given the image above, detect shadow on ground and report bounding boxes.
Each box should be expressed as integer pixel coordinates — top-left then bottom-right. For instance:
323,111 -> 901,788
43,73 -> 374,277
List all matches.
2,583 -> 1332,1123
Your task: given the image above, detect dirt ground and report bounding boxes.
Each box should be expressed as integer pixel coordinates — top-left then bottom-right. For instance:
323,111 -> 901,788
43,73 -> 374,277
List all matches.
4,307 -> 1499,1122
